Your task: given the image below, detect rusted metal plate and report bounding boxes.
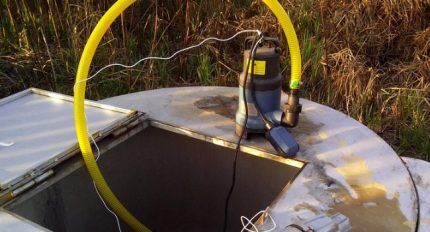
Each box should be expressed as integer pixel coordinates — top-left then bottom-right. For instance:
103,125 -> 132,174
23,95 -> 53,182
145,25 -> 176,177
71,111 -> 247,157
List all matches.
102,86 -> 419,231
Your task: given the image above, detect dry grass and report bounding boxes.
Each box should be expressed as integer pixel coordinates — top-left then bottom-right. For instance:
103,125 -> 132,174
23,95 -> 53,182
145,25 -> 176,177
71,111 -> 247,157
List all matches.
316,0 -> 430,159
0,0 -> 429,159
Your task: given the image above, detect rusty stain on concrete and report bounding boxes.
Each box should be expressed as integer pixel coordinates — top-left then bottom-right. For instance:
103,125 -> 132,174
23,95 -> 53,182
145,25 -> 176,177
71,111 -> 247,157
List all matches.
330,153 -> 411,231
294,202 -> 321,214
194,95 -> 238,119
303,136 -> 323,145
290,115 -> 324,136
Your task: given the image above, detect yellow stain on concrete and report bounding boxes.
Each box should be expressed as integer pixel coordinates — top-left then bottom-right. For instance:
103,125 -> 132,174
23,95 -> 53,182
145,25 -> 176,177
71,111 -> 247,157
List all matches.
319,132 -> 328,139
336,154 -> 387,194
330,153 -> 412,231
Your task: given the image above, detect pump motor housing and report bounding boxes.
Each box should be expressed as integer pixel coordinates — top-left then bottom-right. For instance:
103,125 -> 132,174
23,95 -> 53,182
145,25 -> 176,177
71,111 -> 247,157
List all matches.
235,37 -> 283,136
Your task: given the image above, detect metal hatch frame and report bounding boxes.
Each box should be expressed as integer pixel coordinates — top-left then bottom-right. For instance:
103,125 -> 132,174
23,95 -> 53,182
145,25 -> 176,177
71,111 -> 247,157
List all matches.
149,120 -> 304,169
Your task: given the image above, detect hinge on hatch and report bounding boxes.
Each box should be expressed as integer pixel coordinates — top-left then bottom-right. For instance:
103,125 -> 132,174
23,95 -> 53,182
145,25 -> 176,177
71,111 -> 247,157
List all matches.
0,170 -> 54,205
111,112 -> 149,138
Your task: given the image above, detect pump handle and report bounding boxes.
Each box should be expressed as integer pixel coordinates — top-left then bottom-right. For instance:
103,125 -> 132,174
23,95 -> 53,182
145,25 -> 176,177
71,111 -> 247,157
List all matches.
244,36 -> 280,50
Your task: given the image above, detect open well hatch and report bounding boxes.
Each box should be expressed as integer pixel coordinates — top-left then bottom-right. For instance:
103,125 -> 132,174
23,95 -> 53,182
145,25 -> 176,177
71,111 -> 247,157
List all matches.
1,89 -> 303,232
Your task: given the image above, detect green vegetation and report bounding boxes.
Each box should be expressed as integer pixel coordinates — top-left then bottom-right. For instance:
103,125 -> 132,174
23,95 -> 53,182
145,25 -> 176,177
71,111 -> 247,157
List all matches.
0,0 -> 429,160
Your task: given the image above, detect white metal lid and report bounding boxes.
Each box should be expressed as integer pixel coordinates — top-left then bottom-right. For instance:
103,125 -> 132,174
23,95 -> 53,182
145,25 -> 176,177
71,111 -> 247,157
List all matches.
0,88 -> 135,190
0,209 -> 49,232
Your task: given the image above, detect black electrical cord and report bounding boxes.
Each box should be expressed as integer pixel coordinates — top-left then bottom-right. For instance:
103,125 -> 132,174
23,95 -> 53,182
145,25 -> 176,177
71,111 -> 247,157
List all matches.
249,37 -> 277,130
224,34 -> 421,232
222,33 -> 264,232
250,58 -> 275,130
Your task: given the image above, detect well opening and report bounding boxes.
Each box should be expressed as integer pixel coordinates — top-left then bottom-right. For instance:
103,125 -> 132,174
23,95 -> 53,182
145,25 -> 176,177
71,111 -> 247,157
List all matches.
6,126 -> 301,231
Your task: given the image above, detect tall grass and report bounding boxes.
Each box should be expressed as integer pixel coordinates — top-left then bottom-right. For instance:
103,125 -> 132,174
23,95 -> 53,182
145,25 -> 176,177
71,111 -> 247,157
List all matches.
0,0 -> 429,160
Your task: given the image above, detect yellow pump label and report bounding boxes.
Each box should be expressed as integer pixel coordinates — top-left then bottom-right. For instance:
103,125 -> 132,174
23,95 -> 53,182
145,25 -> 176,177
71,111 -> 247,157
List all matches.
247,59 -> 266,75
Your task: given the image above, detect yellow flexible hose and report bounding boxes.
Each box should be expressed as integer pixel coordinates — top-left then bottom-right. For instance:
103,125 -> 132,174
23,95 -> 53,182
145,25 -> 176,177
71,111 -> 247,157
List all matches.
262,0 -> 302,89
73,0 -> 300,231
73,0 -> 150,231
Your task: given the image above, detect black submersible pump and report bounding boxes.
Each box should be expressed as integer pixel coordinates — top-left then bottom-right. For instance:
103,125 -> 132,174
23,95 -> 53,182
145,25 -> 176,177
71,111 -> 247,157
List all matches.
235,35 -> 302,157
